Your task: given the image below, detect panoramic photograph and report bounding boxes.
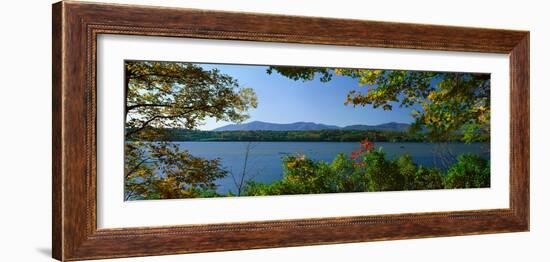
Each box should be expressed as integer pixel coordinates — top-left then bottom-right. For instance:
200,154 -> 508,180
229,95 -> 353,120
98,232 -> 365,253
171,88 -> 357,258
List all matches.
123,60 -> 491,201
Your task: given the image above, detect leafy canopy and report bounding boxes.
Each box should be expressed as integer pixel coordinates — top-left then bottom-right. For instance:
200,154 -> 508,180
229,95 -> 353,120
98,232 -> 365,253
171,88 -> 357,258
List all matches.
267,66 -> 490,143
125,61 -> 257,139
124,61 -> 257,200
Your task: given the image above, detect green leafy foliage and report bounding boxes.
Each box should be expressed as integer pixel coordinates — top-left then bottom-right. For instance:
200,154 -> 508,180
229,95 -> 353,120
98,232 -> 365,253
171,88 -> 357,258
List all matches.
268,66 -> 490,143
410,167 -> 445,190
239,149 -> 488,197
266,66 -> 333,82
124,61 -> 257,200
125,61 -> 257,139
124,142 -> 228,200
445,154 -> 490,189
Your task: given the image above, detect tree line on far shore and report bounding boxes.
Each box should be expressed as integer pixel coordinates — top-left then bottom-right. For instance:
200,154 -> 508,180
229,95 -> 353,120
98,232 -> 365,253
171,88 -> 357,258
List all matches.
130,128 -> 488,143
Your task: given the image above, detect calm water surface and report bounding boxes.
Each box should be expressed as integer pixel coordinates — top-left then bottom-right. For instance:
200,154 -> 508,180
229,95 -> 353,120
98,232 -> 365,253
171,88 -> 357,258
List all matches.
172,141 -> 489,194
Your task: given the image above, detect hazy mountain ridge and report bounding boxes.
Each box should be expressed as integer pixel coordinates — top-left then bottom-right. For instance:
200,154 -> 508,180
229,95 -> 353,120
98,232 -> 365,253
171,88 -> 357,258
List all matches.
213,121 -> 410,132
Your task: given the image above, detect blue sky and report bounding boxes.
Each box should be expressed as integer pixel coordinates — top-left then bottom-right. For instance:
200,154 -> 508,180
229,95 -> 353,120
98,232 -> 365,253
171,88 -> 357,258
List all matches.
198,63 -> 416,131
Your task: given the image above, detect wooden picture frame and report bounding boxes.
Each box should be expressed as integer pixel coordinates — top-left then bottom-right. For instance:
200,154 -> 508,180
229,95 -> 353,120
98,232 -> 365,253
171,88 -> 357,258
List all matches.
52,1 -> 529,261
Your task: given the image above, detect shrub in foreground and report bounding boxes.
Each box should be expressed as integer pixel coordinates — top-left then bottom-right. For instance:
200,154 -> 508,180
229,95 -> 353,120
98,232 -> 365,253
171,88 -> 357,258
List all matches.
445,153 -> 490,189
241,148 -> 489,197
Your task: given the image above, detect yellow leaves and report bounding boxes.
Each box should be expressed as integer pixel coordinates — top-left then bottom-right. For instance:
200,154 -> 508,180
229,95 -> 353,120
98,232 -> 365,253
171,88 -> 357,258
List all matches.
286,154 -> 305,169
358,69 -> 382,86
427,91 -> 436,100
125,61 -> 259,139
358,77 -> 369,86
478,105 -> 488,114
124,142 -> 228,200
238,87 -> 258,109
286,162 -> 296,169
477,110 -> 490,124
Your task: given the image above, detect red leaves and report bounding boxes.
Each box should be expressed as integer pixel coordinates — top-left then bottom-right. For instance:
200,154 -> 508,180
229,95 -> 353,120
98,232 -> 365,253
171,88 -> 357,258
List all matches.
350,138 -> 374,167
350,150 -> 362,160
359,139 -> 374,151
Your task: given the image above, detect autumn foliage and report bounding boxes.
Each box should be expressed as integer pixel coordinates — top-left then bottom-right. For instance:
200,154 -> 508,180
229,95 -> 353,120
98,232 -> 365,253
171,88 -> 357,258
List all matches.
124,61 -> 491,200
124,61 -> 257,200
243,148 -> 488,196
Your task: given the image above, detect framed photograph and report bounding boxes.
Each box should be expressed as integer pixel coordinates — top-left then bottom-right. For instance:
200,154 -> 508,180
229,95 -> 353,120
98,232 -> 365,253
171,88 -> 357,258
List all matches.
52,1 -> 529,261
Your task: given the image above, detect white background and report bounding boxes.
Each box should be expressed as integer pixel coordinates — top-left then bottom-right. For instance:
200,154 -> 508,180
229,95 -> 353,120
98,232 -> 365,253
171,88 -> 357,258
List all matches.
0,0 -> 547,261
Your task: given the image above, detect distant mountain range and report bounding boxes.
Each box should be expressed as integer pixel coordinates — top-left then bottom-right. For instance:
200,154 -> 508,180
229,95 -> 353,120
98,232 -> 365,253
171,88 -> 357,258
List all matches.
212,121 -> 410,132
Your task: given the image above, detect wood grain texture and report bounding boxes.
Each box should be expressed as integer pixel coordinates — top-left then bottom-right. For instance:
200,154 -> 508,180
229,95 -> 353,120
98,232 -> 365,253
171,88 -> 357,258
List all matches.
52,2 -> 63,260
52,1 -> 530,261
509,35 -> 530,227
